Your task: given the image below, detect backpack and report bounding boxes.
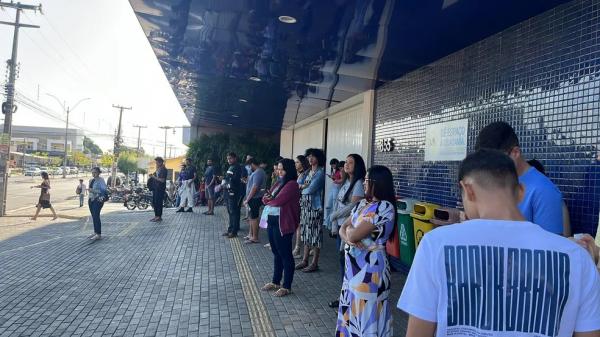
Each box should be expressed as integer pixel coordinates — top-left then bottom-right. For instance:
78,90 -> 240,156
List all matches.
76,186 -> 82,195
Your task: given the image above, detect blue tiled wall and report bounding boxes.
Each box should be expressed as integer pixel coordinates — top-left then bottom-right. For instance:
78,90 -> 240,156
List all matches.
373,0 -> 600,236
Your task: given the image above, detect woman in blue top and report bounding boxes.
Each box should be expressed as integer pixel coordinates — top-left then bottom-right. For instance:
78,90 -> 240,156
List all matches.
88,167 -> 107,240
295,148 -> 326,272
293,155 -> 309,256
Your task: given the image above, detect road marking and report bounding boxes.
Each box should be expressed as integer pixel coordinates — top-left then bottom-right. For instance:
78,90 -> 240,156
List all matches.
230,238 -> 276,337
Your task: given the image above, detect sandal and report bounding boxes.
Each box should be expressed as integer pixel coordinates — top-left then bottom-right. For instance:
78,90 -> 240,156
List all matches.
294,261 -> 308,270
244,239 -> 259,244
292,246 -> 300,256
261,283 -> 280,291
273,288 -> 291,297
302,264 -> 319,273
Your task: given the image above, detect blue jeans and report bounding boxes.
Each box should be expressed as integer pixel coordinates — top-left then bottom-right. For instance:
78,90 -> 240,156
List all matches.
267,216 -> 294,289
79,194 -> 85,207
88,200 -> 104,235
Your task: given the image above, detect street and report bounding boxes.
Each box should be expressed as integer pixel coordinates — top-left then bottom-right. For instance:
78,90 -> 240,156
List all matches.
6,173 -> 96,212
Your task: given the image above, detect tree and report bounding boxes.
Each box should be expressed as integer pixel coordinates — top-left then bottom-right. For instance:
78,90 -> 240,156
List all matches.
72,151 -> 91,167
83,137 -> 102,155
117,151 -> 138,173
100,153 -> 113,168
186,132 -> 279,175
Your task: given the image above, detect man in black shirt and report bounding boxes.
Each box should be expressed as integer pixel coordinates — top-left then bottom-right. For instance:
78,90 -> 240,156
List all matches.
223,152 -> 244,238
151,157 -> 168,222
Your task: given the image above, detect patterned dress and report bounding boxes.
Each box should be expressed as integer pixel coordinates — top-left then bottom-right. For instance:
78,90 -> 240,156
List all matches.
336,199 -> 395,337
300,169 -> 324,248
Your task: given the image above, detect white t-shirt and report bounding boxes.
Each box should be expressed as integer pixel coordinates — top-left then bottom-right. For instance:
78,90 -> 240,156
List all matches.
397,219 -> 600,337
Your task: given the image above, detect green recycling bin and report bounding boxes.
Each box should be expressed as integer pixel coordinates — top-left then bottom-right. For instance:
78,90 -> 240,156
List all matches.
397,198 -> 418,267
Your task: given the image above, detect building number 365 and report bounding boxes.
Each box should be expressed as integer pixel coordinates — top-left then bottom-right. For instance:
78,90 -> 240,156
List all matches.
377,138 -> 394,152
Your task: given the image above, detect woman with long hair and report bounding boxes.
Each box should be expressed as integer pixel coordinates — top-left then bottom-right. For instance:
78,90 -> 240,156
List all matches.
88,167 -> 107,240
30,171 -> 57,221
336,165 -> 396,336
295,148 -> 326,272
261,158 -> 300,297
327,154 -> 367,309
293,155 -> 309,256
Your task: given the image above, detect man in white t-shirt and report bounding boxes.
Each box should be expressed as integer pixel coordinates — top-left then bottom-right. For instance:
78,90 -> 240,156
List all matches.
397,149 -> 600,337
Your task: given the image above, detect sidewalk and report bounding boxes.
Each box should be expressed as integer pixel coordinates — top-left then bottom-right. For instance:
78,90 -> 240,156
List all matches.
0,206 -> 409,337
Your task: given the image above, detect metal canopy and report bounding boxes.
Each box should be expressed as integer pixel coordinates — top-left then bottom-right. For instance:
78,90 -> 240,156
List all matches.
129,0 -> 570,132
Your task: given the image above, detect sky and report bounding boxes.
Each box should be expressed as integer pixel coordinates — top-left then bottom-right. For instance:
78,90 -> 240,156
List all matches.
0,0 -> 190,157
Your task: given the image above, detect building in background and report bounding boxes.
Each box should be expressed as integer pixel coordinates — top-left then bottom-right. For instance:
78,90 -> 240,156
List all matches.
1,125 -> 85,157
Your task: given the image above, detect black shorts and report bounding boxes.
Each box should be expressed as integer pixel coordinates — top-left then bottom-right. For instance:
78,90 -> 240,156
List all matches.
248,198 -> 263,219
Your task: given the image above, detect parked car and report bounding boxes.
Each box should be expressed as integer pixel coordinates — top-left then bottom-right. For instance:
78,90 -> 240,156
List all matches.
63,167 -> 71,175
69,167 -> 79,174
53,167 -> 63,175
24,168 -> 41,176
39,166 -> 49,173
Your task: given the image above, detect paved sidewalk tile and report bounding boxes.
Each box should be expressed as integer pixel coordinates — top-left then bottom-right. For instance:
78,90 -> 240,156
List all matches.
0,206 -> 409,336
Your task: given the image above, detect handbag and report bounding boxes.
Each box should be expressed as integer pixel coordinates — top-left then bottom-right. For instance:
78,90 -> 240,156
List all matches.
147,177 -> 156,191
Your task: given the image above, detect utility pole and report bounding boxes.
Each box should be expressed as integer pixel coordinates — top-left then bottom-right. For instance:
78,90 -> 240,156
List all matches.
132,125 -> 146,154
158,126 -> 173,158
0,1 -> 41,216
46,94 -> 91,178
111,105 -> 131,187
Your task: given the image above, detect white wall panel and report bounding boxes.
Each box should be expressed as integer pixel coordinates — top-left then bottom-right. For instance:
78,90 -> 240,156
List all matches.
292,120 -> 325,157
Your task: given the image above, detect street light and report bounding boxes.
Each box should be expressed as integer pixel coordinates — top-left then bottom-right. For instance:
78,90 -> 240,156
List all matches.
46,94 -> 91,178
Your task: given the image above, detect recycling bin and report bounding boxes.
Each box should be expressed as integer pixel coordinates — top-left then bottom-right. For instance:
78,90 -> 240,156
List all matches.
431,207 -> 462,226
397,198 -> 418,267
411,202 -> 440,249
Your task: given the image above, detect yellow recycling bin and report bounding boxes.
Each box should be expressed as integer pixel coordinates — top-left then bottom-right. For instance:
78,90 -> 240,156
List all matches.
410,202 -> 440,248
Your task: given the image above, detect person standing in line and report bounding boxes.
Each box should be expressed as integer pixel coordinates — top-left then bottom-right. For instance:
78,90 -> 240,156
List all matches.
175,163 -> 186,209
336,165 -> 396,336
204,159 -> 216,215
295,148 -> 326,273
177,158 -> 196,213
223,152 -> 244,238
76,178 -> 87,207
292,155 -> 310,257
397,149 -> 600,337
328,154 -> 366,309
88,167 -> 107,241
30,171 -> 57,221
243,158 -> 266,244
475,121 -> 564,235
150,157 -> 168,222
261,158 -> 300,297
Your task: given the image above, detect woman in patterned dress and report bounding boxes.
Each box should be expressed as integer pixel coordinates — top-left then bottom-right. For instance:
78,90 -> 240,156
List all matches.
293,155 -> 310,257
30,171 -> 57,221
336,165 -> 396,337
295,148 -> 326,272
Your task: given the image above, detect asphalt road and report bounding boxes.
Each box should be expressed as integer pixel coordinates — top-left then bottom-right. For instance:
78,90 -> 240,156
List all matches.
6,173 -> 97,212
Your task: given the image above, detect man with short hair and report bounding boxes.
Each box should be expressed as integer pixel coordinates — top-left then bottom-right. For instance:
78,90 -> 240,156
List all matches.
223,152 -> 244,238
243,158 -> 266,244
177,158 -> 196,213
76,179 -> 87,207
475,121 -> 564,235
398,149 -> 600,337
204,159 -> 216,215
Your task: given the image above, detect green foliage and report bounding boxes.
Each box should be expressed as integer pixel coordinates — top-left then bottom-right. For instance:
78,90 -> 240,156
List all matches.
186,132 -> 279,174
117,151 -> 138,173
83,137 -> 102,155
49,157 -> 62,166
100,153 -> 114,168
72,151 -> 91,167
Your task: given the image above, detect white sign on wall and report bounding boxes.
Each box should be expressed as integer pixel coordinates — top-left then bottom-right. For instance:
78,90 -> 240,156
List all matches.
425,119 -> 469,161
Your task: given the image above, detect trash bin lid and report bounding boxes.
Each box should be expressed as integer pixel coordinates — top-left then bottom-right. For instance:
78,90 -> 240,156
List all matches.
431,207 -> 461,226
410,202 -> 440,220
397,198 -> 418,215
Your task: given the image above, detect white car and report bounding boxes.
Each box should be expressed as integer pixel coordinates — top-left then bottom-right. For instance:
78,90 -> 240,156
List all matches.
70,167 -> 79,174
53,167 -> 63,175
24,168 -> 41,176
63,167 -> 71,175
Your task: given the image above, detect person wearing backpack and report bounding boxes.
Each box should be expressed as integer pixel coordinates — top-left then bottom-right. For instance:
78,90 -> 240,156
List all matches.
76,179 -> 87,207
88,167 -> 107,241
